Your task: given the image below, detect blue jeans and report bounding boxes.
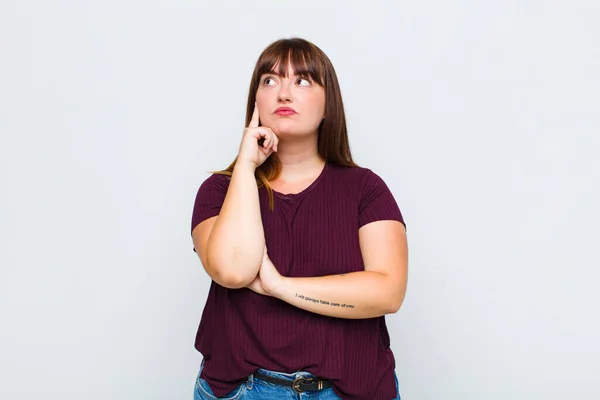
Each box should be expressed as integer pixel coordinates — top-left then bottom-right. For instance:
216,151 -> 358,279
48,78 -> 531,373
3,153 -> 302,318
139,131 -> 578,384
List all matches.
194,362 -> 401,399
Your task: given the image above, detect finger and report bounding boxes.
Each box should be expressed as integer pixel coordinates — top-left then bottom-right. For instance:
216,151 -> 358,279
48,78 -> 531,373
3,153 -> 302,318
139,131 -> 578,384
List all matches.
249,102 -> 260,128
261,145 -> 272,156
262,131 -> 271,149
251,127 -> 269,140
253,128 -> 268,149
267,130 -> 277,150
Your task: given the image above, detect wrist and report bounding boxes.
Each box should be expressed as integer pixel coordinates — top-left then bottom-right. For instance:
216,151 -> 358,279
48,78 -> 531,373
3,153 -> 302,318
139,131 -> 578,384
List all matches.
234,159 -> 258,172
271,276 -> 291,299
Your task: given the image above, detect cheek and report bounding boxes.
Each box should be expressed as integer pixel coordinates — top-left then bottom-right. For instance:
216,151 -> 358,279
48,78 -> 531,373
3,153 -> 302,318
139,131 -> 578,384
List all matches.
255,90 -> 267,107
309,90 -> 326,112
308,95 -> 326,119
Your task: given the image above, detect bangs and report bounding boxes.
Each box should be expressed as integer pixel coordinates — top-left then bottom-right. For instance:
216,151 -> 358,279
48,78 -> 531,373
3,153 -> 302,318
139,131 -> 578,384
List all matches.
255,39 -> 326,86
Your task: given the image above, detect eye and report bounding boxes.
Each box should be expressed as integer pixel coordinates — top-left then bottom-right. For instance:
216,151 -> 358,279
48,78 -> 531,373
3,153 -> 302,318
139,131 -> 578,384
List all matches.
263,76 -> 276,86
296,78 -> 311,87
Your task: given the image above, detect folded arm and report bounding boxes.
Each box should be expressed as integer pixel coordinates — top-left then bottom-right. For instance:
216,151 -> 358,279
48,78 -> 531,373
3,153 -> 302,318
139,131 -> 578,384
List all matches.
267,220 -> 408,319
192,163 -> 265,289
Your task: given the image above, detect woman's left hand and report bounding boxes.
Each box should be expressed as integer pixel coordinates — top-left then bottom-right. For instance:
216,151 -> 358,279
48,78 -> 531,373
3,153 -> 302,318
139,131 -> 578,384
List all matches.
247,247 -> 285,297
247,275 -> 271,296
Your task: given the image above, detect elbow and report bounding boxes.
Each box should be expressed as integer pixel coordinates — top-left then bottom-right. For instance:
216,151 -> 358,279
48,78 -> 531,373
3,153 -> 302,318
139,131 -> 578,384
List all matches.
205,261 -> 257,289
205,251 -> 259,289
386,301 -> 402,315
204,240 -> 263,289
384,273 -> 407,314
213,270 -> 255,289
385,293 -> 406,315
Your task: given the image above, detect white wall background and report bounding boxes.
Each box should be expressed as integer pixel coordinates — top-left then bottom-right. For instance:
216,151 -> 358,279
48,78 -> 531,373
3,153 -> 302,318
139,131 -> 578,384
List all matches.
1,1 -> 598,399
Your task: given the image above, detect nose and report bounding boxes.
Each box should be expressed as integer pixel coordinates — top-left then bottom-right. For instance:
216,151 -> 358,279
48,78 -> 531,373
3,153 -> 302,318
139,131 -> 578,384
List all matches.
277,83 -> 292,102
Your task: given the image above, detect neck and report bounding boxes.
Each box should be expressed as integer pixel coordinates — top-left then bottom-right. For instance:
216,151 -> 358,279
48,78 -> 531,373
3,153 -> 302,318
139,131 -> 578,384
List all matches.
274,136 -> 325,181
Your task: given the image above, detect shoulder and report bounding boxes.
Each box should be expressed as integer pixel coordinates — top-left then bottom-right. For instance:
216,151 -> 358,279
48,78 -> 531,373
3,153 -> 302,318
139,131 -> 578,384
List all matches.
192,172 -> 231,207
205,172 -> 231,185
325,164 -> 390,194
191,172 -> 232,233
196,172 -> 231,192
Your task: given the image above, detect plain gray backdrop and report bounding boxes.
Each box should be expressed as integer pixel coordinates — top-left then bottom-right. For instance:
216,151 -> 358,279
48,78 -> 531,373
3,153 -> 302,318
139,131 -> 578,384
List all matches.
1,1 -> 599,399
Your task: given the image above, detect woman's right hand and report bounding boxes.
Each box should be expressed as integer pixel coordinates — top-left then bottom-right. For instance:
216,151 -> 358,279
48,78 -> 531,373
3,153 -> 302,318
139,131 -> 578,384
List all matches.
237,102 -> 279,169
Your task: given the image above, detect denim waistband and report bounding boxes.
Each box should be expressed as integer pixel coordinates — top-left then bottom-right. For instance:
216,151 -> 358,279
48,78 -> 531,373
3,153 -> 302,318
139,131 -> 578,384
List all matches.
253,367 -> 318,382
199,359 -> 320,388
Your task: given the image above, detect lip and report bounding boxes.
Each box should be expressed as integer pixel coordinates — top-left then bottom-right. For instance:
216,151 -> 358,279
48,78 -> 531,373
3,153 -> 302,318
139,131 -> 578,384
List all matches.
274,107 -> 297,116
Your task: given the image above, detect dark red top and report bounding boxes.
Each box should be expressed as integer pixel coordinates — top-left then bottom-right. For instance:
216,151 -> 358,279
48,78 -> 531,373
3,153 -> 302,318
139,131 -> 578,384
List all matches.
190,163 -> 405,400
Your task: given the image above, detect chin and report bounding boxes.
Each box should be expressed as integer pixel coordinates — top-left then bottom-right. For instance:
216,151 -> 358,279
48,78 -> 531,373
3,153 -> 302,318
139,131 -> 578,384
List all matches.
272,122 -> 297,135
273,123 -> 318,138
274,129 -> 314,138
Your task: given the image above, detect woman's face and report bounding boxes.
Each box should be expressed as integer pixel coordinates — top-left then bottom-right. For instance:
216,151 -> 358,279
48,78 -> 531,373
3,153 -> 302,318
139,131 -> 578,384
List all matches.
255,63 -> 325,138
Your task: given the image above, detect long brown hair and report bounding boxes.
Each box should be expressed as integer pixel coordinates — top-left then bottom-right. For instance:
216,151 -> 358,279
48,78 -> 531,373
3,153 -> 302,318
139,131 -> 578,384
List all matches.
215,37 -> 358,210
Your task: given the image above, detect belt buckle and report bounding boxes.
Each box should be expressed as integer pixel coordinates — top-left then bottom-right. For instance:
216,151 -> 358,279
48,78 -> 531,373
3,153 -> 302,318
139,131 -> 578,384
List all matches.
292,376 -> 314,393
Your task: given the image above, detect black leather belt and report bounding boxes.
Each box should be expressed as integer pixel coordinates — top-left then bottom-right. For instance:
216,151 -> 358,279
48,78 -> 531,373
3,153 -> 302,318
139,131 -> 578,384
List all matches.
253,370 -> 332,393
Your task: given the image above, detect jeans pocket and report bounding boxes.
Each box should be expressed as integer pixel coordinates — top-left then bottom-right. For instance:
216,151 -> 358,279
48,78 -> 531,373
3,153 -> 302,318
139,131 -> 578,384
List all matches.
195,375 -> 246,400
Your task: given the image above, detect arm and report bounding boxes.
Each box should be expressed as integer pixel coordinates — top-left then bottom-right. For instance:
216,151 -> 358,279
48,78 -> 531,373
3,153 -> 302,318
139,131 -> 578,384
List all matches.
192,104 -> 278,289
193,163 -> 265,289
260,220 -> 408,319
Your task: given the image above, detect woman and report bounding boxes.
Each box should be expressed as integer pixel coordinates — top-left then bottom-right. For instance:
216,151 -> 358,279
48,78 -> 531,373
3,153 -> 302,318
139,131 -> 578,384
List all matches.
190,37 -> 408,400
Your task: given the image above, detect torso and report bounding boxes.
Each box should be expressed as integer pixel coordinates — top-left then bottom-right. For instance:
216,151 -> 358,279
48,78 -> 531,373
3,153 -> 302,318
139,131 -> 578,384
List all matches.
191,162 -> 404,400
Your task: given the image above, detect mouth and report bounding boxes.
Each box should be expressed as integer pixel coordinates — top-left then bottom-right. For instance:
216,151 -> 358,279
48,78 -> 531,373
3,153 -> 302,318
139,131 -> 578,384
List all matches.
274,107 -> 297,116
